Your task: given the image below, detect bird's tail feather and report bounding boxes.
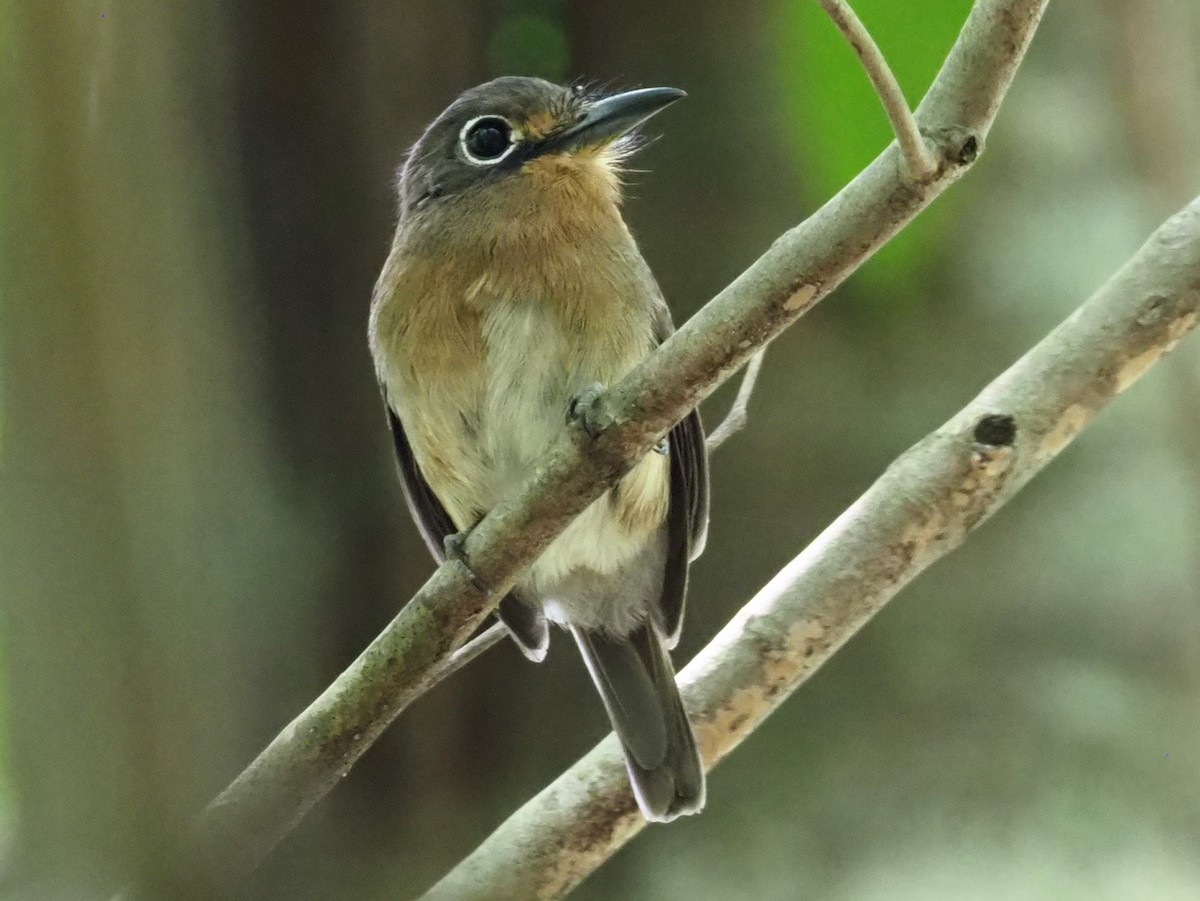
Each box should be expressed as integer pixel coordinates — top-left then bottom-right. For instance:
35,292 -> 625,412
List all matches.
571,623 -> 705,822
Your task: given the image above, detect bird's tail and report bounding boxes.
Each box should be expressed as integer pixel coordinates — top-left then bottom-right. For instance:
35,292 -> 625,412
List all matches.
571,623 -> 705,822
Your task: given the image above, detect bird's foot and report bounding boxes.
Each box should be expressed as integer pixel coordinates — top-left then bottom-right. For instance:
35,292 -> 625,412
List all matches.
567,382 -> 611,440
444,531 -> 492,597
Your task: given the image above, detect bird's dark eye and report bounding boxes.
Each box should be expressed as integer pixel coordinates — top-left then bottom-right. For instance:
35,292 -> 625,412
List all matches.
461,116 -> 515,164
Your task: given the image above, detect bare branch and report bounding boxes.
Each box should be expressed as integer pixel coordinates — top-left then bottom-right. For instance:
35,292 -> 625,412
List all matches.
190,0 -> 1050,879
817,0 -> 938,180
421,195 -> 1200,901
705,347 -> 766,450
426,622 -> 507,686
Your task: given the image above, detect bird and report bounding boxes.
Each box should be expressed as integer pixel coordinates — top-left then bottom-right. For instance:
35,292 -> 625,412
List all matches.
368,76 -> 709,822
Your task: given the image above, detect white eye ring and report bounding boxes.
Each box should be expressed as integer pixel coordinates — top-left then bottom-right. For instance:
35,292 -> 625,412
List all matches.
458,115 -> 520,166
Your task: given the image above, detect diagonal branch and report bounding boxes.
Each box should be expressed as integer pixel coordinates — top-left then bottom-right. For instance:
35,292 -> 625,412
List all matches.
191,0 -> 1050,879
428,362 -> 761,693
421,195 -> 1200,901
817,0 -> 938,180
428,344 -> 765,691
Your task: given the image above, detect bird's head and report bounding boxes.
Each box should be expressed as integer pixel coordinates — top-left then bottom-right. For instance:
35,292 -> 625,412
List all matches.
394,77 -> 684,247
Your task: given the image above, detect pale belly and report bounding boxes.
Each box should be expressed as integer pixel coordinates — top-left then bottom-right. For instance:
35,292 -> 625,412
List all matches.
474,299 -> 668,622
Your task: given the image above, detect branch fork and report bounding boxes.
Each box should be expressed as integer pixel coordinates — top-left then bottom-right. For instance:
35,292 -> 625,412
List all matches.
816,0 -> 939,181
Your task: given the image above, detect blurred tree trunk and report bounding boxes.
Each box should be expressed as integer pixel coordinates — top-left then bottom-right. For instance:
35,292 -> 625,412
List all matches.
0,5 -> 326,897
227,3 -> 506,897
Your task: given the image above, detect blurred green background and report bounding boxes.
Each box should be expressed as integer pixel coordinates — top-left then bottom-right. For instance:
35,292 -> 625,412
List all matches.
3,1 -> 1200,899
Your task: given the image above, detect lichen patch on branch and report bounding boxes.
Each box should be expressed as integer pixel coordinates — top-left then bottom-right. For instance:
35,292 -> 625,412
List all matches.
1116,310 -> 1199,392
782,283 -> 818,312
1038,403 -> 1092,458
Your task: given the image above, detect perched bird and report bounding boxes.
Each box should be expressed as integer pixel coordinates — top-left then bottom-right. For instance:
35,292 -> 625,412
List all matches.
369,77 -> 709,821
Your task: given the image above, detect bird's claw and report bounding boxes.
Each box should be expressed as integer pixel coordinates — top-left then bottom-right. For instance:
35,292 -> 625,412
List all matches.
444,531 -> 492,597
567,382 -> 609,440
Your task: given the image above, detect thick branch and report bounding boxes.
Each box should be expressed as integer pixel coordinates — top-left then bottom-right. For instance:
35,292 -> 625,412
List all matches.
422,196 -> 1200,901
192,0 -> 1049,876
817,0 -> 938,179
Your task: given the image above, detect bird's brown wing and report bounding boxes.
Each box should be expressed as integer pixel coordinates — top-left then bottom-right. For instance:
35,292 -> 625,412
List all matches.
651,306 -> 711,648
384,401 -> 549,661
386,405 -> 457,562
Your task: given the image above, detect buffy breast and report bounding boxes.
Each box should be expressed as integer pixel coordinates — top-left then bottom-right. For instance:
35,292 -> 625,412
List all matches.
370,156 -> 672,620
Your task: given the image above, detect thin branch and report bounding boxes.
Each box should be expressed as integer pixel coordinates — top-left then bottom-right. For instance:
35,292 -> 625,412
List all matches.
817,0 -> 938,180
426,622 -> 507,686
421,195 -> 1200,901
190,0 -> 1050,880
705,347 -> 766,450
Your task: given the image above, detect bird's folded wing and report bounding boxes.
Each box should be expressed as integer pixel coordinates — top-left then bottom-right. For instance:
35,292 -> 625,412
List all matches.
384,397 -> 549,661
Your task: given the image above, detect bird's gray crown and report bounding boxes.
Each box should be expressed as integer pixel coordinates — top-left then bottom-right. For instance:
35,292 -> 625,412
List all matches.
397,76 -> 584,213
